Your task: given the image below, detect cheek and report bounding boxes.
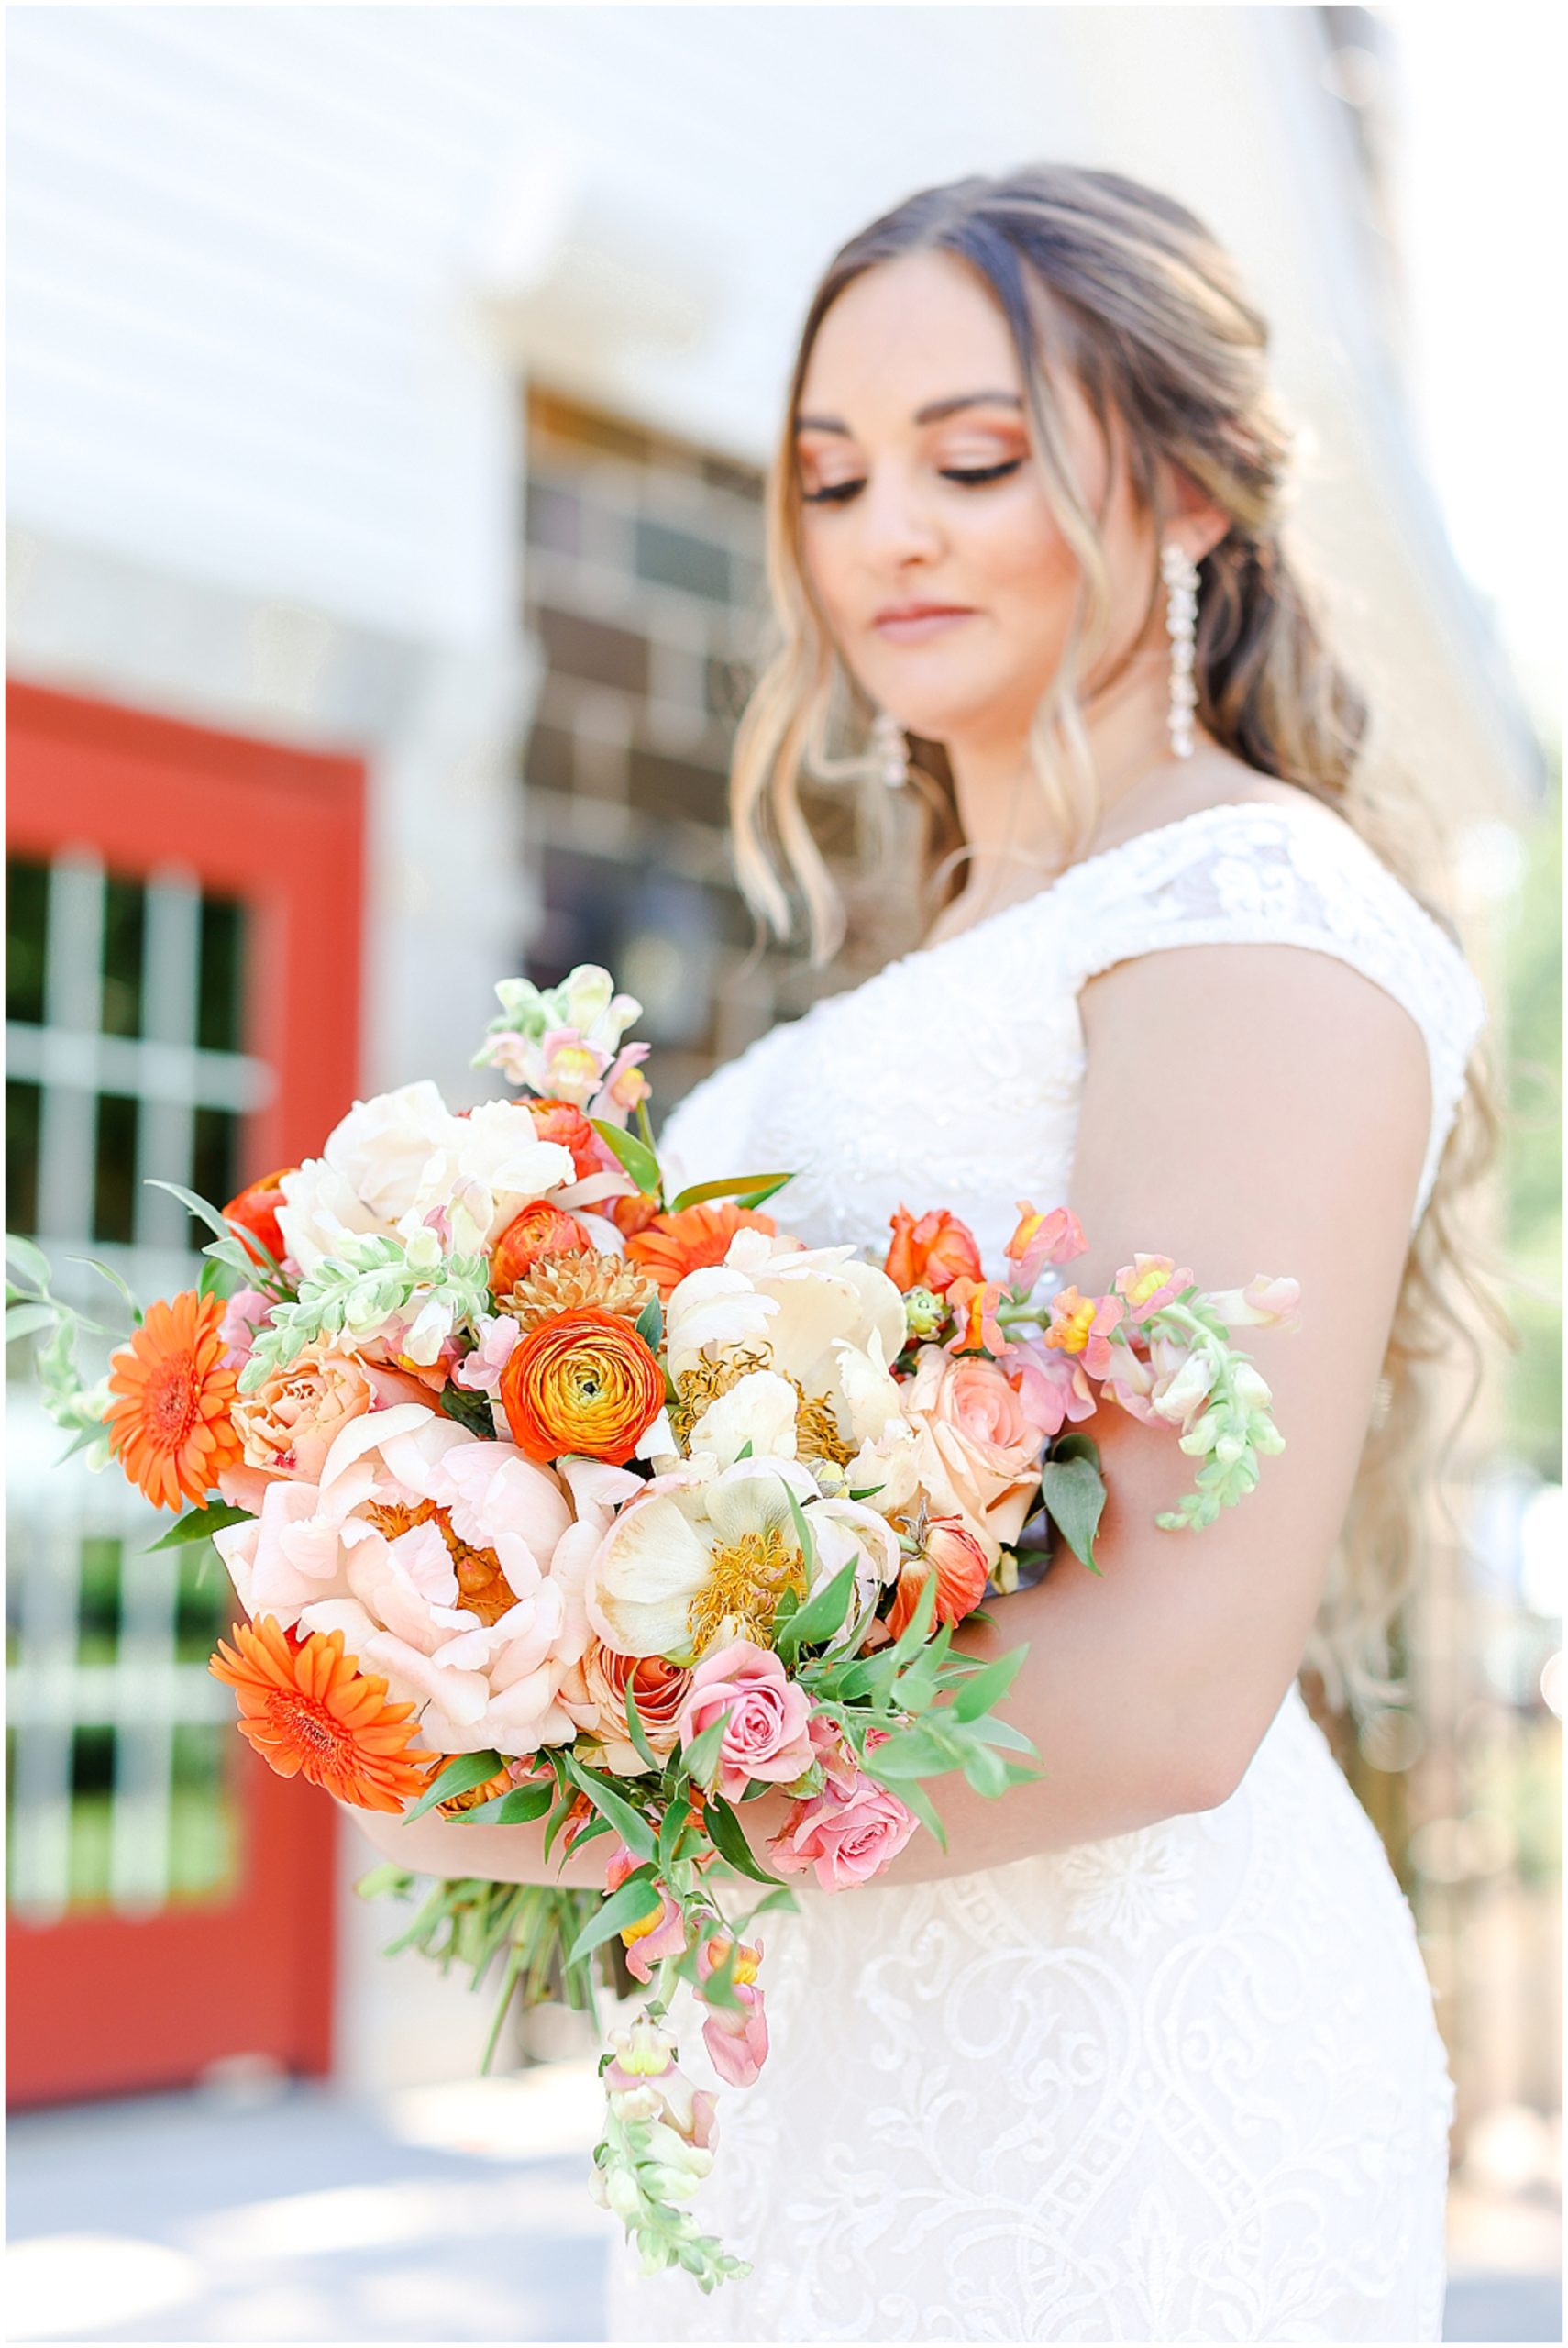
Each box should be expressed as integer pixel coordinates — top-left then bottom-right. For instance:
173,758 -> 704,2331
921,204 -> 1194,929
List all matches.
972,482 -> 1077,613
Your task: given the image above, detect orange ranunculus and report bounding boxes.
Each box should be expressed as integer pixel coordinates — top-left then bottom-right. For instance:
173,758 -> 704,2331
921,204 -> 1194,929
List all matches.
222,1167 -> 296,1268
491,1201 -> 593,1297
611,1190 -> 663,1242
883,1205 -> 984,1296
625,1201 -> 778,1301
500,1307 -> 665,1464
886,1516 -> 990,1639
105,1290 -> 245,1512
209,1615 -> 435,1811
527,1097 -> 611,1181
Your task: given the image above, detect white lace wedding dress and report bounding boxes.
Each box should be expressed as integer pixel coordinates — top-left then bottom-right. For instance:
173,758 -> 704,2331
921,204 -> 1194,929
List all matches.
604,796 -> 1485,2343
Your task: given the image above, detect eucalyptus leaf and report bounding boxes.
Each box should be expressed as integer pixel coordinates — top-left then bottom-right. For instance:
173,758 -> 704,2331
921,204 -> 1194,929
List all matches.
1041,1453 -> 1106,1573
6,1301 -> 56,1343
5,1232 -> 53,1288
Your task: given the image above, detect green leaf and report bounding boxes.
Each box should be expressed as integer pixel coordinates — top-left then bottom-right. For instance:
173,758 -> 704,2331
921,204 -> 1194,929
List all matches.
1051,1430 -> 1100,1469
679,1712 -> 726,1792
564,1868 -> 661,1968
960,1742 -> 1010,1799
634,1294 -> 663,1351
657,1793 -> 691,1877
894,1775 -> 948,1849
402,1749 -> 506,1822
589,1118 -> 663,1200
6,1301 -> 56,1343
5,1232 -> 53,1289
71,1255 -> 144,1325
621,1678 -> 661,1778
452,1779 -> 556,1826
736,1175 -> 792,1212
864,1722 -> 955,1779
701,1791 -> 784,1886
354,1863 -> 414,1900
951,1645 -> 1025,1724
668,1171 -> 793,1215
145,1178 -> 236,1245
1040,1453 -> 1107,1573
439,1381 -> 495,1438
144,1501 -> 252,1552
777,1556 -> 856,1666
563,1753 -> 657,1863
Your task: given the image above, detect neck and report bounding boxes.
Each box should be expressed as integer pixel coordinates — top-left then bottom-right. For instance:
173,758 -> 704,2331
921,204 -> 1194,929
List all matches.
936,654 -> 1187,922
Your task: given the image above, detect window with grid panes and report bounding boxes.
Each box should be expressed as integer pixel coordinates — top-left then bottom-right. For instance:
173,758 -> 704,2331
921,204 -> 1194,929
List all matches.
5,853 -> 267,1918
518,387 -> 924,1129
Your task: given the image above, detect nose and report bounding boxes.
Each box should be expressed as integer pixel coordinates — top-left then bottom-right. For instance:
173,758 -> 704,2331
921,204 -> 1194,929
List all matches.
855,459 -> 944,570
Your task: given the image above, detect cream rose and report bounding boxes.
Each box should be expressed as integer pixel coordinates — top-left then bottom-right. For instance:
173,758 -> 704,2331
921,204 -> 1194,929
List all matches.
900,1345 -> 1045,1563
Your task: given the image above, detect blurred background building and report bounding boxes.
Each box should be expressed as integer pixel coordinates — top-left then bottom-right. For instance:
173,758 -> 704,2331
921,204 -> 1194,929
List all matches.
6,5 -> 1559,2341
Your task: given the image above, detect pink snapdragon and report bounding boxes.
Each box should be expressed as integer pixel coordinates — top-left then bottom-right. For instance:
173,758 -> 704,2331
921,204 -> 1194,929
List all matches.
604,1843 -> 688,1979
219,1287 -> 271,1371
674,1640 -> 815,1801
452,1312 -> 522,1398
1111,1254 -> 1189,1324
944,1275 -> 1010,1357
1005,1202 -> 1086,1293
588,1040 -> 652,1127
1007,1334 -> 1098,1437
695,1933 -> 769,2088
1206,1273 -> 1303,1332
1043,1285 -> 1125,1379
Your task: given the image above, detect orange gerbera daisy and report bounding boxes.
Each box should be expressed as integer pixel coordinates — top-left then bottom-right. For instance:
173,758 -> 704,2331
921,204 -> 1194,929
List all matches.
625,1200 -> 778,1300
209,1615 -> 436,1811
105,1289 -> 245,1512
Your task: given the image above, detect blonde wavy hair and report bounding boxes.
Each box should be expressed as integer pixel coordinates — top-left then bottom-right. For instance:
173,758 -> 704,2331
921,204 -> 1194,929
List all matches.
727,164 -> 1511,1722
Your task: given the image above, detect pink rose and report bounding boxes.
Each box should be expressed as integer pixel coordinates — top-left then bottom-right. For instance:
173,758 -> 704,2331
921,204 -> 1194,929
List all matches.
767,1758 -> 919,1892
674,1640 -> 814,1802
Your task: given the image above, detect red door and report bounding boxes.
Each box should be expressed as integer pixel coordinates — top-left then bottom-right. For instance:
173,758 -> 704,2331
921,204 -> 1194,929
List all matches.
6,680 -> 366,2105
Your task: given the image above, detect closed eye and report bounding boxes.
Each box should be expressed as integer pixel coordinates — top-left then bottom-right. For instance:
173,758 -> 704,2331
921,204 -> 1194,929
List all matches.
801,458 -> 1025,505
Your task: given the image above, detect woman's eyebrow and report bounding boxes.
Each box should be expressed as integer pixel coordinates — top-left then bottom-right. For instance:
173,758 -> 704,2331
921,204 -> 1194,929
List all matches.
793,391 -> 1024,436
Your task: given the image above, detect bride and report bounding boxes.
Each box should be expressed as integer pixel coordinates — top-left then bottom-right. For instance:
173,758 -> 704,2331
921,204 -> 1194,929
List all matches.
357,167 -> 1493,2340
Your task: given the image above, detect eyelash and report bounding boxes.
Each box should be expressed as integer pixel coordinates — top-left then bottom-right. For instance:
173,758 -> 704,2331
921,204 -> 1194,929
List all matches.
801,458 -> 1025,505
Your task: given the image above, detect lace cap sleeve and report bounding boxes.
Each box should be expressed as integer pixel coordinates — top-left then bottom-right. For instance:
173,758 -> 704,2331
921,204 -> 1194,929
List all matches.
1060,799 -> 1489,1231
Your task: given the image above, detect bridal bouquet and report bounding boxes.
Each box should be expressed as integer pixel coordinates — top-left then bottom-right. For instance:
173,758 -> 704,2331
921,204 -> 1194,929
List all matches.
7,964 -> 1298,2289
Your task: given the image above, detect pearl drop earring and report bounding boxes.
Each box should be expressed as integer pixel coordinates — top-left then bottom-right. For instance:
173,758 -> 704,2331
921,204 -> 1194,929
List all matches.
1161,541 -> 1199,759
870,708 -> 910,790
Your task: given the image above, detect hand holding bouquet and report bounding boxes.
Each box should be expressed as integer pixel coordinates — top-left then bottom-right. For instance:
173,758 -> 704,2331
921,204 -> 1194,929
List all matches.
6,964 -> 1299,2287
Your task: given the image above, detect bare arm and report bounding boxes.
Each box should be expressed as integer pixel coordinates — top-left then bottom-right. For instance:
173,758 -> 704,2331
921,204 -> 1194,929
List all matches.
340,943 -> 1430,1893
